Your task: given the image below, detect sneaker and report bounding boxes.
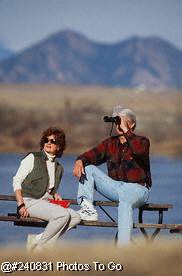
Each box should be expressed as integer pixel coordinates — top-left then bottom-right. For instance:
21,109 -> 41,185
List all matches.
26,233 -> 58,251
26,234 -> 38,251
77,199 -> 98,221
77,208 -> 98,221
26,233 -> 43,251
80,198 -> 95,211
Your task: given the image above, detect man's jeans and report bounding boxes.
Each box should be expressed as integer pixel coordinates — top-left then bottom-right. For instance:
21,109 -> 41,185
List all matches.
77,165 -> 149,245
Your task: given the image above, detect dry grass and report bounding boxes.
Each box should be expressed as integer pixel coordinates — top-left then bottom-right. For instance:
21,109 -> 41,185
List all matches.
0,240 -> 182,275
0,84 -> 181,157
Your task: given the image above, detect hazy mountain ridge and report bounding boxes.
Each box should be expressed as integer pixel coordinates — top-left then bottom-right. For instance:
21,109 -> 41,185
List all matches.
0,42 -> 14,62
0,30 -> 182,89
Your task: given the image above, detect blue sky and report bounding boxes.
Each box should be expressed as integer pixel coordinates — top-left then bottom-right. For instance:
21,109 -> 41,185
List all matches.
0,0 -> 182,52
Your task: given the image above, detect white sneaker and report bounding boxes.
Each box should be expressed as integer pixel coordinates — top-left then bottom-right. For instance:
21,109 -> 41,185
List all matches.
77,208 -> 98,221
77,199 -> 98,221
26,233 -> 43,251
26,233 -> 58,251
26,234 -> 38,251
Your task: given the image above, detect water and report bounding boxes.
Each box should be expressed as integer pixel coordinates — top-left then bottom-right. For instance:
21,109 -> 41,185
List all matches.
0,153 -> 181,246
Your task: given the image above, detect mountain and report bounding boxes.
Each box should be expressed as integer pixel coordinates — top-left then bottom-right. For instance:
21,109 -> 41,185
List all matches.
0,30 -> 182,89
0,42 -> 14,62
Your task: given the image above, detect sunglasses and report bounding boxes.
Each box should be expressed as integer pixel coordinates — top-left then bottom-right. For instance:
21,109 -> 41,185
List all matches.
44,138 -> 57,145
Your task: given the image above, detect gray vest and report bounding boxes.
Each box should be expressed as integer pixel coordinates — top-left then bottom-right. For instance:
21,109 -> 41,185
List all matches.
21,151 -> 63,199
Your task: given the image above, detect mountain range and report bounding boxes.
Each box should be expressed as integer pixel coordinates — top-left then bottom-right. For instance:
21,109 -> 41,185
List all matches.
0,42 -> 14,62
0,30 -> 182,90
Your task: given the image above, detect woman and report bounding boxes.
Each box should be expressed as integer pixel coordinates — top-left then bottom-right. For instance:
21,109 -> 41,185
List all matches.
13,127 -> 80,251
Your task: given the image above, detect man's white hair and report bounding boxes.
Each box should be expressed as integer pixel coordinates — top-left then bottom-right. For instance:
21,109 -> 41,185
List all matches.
112,106 -> 136,125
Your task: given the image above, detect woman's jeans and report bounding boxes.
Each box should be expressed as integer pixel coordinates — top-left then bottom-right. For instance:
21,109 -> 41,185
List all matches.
77,165 -> 149,245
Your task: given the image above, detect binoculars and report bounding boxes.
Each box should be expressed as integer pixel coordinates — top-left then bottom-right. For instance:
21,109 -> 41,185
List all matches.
103,115 -> 121,125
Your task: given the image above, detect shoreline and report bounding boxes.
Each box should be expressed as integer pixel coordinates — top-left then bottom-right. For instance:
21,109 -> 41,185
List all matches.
0,150 -> 181,161
0,84 -> 181,159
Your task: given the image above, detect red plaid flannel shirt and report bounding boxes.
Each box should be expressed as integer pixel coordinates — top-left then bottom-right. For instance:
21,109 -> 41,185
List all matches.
77,130 -> 152,189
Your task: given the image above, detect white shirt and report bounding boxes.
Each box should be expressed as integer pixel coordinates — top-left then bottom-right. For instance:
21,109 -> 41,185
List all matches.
13,151 -> 56,192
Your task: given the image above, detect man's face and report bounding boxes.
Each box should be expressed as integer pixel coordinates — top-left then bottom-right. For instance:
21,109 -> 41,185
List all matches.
115,116 -> 135,135
43,134 -> 59,155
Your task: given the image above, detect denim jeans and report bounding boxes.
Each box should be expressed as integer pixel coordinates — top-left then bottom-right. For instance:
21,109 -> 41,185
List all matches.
77,165 -> 149,245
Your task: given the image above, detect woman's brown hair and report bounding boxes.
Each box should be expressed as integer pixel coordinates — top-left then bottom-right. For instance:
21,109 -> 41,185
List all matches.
40,127 -> 66,157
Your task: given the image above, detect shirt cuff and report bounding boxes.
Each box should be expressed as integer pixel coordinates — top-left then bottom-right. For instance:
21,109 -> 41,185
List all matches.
76,156 -> 90,166
123,129 -> 135,139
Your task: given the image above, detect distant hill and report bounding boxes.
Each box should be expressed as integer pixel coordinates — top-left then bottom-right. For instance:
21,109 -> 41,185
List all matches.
0,42 -> 14,62
0,30 -> 182,89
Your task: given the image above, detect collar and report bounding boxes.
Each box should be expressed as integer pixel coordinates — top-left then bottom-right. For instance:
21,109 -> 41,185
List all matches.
114,136 -> 128,147
43,150 -> 56,162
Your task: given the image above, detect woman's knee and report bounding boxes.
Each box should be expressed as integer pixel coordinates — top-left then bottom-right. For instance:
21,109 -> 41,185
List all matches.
74,212 -> 81,224
68,209 -> 81,225
53,208 -> 71,222
62,209 -> 71,222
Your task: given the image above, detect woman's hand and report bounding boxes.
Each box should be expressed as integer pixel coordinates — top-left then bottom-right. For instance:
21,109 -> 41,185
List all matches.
15,190 -> 29,217
54,193 -> 62,201
73,160 -> 85,178
18,205 -> 29,217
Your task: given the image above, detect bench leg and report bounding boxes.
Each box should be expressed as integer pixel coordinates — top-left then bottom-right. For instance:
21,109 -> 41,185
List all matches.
115,232 -> 118,244
98,206 -> 118,244
138,209 -> 163,240
98,206 -> 116,222
151,211 -> 163,240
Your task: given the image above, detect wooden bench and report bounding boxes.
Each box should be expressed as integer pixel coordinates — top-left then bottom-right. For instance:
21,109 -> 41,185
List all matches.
0,194 -> 182,241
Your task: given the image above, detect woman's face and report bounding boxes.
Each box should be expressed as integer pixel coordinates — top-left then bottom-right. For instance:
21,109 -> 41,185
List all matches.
43,134 -> 59,155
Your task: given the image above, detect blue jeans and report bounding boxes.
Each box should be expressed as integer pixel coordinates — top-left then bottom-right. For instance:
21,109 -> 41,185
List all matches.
77,165 -> 149,245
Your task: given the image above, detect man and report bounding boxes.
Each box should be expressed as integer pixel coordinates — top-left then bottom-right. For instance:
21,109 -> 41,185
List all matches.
73,107 -> 151,245
13,127 -> 80,251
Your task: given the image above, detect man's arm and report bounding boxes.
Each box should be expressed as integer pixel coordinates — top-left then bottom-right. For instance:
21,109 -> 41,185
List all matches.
73,160 -> 85,178
73,140 -> 107,178
124,130 -> 150,156
119,115 -> 150,156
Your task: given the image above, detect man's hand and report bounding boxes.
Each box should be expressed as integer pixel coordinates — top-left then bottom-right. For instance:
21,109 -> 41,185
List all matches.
73,160 -> 84,178
120,116 -> 129,133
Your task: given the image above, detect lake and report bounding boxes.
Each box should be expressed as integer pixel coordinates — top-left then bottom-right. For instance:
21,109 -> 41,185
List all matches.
0,153 -> 181,247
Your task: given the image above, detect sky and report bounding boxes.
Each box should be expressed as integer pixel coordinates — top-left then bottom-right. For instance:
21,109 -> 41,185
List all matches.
0,0 -> 182,52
